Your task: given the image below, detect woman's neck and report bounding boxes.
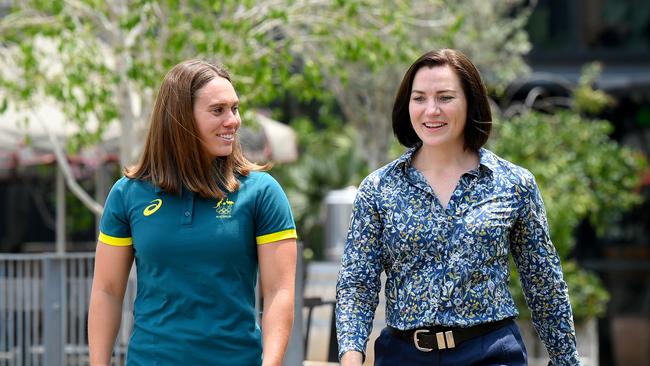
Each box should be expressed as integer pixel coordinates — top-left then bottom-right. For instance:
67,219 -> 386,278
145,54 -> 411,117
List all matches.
412,143 -> 479,175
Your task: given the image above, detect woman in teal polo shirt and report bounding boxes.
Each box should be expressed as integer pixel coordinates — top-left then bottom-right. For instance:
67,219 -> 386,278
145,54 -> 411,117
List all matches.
88,59 -> 297,366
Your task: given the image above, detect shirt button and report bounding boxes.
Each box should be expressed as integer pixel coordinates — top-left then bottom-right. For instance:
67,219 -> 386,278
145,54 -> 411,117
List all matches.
184,211 -> 190,217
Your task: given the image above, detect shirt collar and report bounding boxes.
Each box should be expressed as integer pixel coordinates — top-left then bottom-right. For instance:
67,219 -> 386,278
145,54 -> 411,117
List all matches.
396,144 -> 498,176
396,145 -> 419,172
477,148 -> 499,174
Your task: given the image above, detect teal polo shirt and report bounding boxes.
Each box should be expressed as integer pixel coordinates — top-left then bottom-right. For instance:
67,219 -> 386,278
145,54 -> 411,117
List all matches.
98,172 -> 297,366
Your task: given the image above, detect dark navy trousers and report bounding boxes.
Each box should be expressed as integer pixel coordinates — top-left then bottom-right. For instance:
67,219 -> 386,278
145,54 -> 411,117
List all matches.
374,320 -> 527,366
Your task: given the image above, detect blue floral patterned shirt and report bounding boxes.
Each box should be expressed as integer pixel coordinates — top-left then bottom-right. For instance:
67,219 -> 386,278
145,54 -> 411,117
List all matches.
336,146 -> 580,366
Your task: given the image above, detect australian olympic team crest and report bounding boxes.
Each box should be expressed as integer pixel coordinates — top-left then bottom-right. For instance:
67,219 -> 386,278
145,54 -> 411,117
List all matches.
214,198 -> 235,219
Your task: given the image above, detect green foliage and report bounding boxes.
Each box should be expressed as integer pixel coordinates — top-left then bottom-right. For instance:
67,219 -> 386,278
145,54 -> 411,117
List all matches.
271,111 -> 369,260
3,0 -> 481,161
64,182 -> 96,236
492,111 -> 645,257
574,63 -> 616,115
491,69 -> 647,320
561,260 -> 611,320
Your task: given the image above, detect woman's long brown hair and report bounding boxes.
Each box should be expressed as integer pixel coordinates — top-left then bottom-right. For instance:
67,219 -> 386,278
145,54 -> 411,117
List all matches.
125,59 -> 267,199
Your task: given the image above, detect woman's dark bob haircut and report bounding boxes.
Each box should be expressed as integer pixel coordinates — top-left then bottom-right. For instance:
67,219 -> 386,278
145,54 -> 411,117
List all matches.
392,48 -> 492,150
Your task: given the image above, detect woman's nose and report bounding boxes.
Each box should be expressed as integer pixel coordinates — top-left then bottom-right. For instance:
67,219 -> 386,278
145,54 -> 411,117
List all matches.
223,111 -> 239,127
426,101 -> 441,115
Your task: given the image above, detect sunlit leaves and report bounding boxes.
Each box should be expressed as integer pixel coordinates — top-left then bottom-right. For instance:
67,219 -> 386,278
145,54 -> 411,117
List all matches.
574,63 -> 616,116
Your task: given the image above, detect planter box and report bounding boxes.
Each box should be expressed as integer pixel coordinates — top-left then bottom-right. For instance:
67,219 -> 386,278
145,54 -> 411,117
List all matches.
517,318 -> 598,366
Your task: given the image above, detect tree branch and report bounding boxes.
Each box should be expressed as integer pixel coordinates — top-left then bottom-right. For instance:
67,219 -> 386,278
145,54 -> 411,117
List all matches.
33,112 -> 104,216
63,0 -> 114,37
0,12 -> 57,33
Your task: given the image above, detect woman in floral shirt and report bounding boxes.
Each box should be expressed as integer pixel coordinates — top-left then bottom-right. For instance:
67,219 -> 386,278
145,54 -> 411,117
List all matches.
336,49 -> 580,366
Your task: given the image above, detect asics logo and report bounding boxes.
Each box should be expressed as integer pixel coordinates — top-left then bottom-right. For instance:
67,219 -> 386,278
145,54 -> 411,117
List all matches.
143,199 -> 163,216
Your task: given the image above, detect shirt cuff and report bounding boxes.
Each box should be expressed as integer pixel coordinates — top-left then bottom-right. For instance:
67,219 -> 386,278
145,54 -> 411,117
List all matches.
549,351 -> 582,366
98,232 -> 133,246
337,329 -> 368,362
255,229 -> 297,244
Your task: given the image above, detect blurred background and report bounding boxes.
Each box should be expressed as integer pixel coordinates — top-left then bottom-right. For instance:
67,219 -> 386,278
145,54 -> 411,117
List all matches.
0,0 -> 648,365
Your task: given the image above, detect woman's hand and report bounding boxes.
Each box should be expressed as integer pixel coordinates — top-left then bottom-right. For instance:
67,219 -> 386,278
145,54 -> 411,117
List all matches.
340,350 -> 364,366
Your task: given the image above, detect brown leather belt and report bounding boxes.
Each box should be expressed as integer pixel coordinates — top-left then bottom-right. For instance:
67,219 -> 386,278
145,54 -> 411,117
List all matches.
387,317 -> 514,351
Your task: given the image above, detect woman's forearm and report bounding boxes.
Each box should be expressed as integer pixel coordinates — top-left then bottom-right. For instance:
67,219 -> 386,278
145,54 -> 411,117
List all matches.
261,287 -> 294,366
88,289 -> 124,365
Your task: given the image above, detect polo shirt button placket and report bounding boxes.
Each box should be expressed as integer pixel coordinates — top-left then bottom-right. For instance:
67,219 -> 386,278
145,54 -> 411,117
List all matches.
181,189 -> 195,225
183,210 -> 192,225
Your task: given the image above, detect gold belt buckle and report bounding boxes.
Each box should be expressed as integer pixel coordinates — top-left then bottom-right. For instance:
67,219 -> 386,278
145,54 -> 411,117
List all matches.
413,329 -> 456,351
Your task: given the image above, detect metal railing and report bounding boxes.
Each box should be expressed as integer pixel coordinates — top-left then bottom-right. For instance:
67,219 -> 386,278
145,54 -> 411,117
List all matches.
2,189 -> 351,365
0,249 -> 330,366
303,297 -> 337,363
0,253 -> 134,366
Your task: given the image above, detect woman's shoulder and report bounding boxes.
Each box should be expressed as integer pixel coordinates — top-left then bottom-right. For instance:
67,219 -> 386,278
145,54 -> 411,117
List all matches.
240,171 -> 283,189
242,170 -> 273,182
358,156 -> 407,192
481,148 -> 537,187
110,175 -> 131,192
109,176 -> 158,196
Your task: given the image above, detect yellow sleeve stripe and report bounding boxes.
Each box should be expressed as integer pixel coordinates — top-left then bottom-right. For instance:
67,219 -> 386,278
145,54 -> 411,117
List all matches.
256,229 -> 298,245
98,232 -> 133,246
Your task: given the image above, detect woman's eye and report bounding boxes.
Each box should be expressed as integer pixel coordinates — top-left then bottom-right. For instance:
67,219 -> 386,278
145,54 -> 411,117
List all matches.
232,106 -> 239,113
213,107 -> 223,114
440,95 -> 453,102
412,96 -> 425,102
